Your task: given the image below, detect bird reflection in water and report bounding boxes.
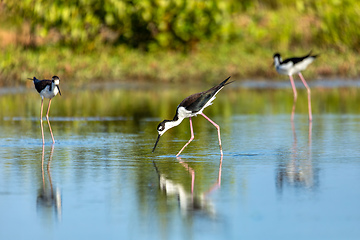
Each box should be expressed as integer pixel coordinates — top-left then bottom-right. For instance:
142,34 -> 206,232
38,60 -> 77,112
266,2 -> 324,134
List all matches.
153,155 -> 223,217
276,121 -> 317,193
37,145 -> 62,222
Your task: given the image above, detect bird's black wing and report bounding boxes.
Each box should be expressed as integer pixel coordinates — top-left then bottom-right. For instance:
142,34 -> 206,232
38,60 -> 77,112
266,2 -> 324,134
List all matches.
182,91 -> 213,113
282,52 -> 313,65
35,80 -> 52,93
173,77 -> 232,118
177,77 -> 232,114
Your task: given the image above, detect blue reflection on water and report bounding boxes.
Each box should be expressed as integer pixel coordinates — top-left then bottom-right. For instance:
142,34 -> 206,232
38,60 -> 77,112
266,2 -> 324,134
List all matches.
0,114 -> 360,240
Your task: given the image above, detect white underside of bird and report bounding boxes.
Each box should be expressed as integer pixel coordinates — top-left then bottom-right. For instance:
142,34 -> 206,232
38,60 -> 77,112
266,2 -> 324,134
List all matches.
276,57 -> 315,76
161,94 -> 219,134
40,84 -> 59,99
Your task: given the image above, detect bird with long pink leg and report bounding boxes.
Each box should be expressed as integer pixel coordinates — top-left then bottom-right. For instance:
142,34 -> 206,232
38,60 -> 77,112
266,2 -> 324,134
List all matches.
152,77 -> 232,157
273,51 -> 318,122
28,76 -> 61,145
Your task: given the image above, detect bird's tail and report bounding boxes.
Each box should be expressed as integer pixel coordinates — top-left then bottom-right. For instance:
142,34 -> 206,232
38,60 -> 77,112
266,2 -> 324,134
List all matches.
220,76 -> 234,87
307,50 -> 319,59
27,77 -> 40,84
206,76 -> 234,94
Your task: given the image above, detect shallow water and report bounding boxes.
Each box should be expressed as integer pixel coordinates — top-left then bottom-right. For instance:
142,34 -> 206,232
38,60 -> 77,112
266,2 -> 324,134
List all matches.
1,83 -> 360,239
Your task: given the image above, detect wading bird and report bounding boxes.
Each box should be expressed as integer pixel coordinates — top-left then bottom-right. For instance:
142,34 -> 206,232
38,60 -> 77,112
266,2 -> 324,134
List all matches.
152,76 -> 232,156
28,76 -> 61,145
273,51 -> 318,122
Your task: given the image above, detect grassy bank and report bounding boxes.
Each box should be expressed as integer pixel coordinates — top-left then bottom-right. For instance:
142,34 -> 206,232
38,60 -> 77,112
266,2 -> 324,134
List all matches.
1,0 -> 360,87
1,43 -> 359,88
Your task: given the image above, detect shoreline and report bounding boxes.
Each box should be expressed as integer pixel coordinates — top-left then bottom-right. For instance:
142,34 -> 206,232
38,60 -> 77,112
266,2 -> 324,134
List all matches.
2,78 -> 360,96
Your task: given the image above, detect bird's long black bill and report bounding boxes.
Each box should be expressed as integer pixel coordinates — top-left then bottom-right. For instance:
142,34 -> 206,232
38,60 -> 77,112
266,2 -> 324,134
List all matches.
57,85 -> 62,96
152,134 -> 161,153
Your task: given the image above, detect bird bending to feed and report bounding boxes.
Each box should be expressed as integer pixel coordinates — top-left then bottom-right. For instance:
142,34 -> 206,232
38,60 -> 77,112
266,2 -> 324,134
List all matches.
152,76 -> 232,157
28,76 -> 61,145
273,51 -> 318,122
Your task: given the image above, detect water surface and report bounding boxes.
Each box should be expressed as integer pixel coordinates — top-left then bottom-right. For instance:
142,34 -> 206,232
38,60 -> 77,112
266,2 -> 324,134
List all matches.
1,81 -> 360,239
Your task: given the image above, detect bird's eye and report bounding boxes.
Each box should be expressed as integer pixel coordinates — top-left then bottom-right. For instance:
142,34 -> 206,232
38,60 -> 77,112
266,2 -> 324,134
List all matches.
157,123 -> 165,131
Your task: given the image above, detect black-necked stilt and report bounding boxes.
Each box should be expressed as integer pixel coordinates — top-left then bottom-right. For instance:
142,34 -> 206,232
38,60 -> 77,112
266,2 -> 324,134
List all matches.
28,76 -> 61,145
273,51 -> 318,122
152,76 -> 232,156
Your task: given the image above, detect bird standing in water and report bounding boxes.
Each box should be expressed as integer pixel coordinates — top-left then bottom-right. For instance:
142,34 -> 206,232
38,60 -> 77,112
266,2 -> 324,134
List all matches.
152,76 -> 232,156
273,51 -> 318,122
28,76 -> 61,145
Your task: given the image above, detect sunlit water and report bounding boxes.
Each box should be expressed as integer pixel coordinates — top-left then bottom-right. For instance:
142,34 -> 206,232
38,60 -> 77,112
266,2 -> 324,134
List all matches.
1,82 -> 360,239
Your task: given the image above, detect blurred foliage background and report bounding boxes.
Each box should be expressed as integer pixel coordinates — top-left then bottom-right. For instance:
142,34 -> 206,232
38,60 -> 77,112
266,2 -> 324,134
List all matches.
1,0 -> 360,86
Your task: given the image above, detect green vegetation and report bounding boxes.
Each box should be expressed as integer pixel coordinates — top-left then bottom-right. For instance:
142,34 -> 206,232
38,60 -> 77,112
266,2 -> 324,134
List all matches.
1,0 -> 360,86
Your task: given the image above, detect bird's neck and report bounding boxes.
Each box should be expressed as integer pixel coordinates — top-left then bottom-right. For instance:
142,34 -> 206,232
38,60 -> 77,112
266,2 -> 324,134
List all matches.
274,57 -> 281,67
165,117 -> 184,131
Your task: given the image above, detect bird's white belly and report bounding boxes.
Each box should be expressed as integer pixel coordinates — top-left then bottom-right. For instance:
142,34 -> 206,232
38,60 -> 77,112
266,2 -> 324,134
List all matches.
277,58 -> 314,76
276,62 -> 295,75
293,58 -> 314,73
178,96 -> 216,118
40,85 -> 58,99
178,106 -> 194,118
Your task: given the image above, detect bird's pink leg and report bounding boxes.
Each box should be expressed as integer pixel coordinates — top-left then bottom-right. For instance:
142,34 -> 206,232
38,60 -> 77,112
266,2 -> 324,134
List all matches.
308,120 -> 312,147
40,98 -> 45,145
41,145 -> 45,188
46,99 -> 55,144
289,75 -> 297,122
177,157 -> 195,194
201,113 -> 223,156
176,117 -> 194,156
298,72 -> 312,122
204,154 -> 223,195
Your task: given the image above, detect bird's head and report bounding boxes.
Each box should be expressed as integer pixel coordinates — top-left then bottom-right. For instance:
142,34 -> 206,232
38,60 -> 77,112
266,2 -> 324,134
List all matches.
52,76 -> 60,85
52,76 -> 61,96
157,120 -> 173,136
152,120 -> 175,153
273,53 -> 282,67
